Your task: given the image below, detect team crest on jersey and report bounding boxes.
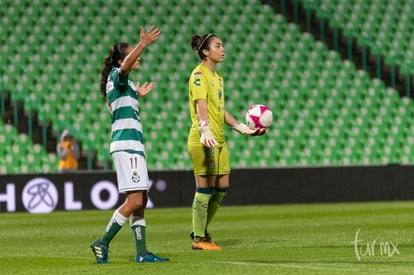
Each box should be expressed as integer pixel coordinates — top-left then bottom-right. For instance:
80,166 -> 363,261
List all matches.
219,79 -> 223,87
210,80 -> 214,87
194,78 -> 201,86
131,171 -> 141,183
106,81 -> 114,92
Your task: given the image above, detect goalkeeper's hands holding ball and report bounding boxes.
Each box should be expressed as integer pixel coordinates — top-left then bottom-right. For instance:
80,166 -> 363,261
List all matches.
232,122 -> 267,136
224,111 -> 267,136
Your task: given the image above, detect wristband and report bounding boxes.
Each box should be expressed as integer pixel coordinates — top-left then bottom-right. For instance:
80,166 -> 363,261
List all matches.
199,119 -> 209,128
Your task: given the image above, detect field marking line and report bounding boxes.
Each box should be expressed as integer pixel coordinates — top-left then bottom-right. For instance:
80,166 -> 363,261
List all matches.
218,260 -> 363,272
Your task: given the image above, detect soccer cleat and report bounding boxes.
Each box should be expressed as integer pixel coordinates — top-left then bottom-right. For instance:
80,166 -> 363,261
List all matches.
190,230 -> 211,242
90,240 -> 109,264
192,236 -> 221,250
136,252 -> 170,263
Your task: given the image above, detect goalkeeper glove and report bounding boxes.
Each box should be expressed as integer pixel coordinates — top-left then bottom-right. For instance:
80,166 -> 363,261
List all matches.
232,122 -> 267,136
198,120 -> 218,147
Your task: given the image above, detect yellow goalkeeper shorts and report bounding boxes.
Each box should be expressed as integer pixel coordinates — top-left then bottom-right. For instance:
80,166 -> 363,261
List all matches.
188,143 -> 230,176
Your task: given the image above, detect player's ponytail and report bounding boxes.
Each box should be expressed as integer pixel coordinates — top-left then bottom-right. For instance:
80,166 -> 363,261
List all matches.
99,42 -> 129,98
190,33 -> 216,60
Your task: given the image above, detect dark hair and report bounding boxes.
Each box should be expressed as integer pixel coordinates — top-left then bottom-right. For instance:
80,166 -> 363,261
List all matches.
190,33 -> 217,60
100,42 -> 129,98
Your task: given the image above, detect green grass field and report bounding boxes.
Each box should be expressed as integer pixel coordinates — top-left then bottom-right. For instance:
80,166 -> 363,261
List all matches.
1,202 -> 413,274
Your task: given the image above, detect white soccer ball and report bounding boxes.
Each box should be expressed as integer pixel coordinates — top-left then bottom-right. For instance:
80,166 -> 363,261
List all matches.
245,104 -> 273,129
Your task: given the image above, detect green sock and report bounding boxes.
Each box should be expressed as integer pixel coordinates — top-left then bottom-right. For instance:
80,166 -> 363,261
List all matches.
192,189 -> 212,237
131,217 -> 147,256
100,210 -> 127,246
206,188 -> 228,228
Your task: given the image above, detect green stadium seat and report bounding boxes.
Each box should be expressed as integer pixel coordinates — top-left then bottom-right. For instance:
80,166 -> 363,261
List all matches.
2,0 -> 414,173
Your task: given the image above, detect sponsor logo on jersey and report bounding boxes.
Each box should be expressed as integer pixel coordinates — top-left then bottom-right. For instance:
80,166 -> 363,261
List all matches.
106,81 -> 114,93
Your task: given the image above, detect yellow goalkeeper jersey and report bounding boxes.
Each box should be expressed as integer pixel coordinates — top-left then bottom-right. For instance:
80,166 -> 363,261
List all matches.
188,63 -> 225,146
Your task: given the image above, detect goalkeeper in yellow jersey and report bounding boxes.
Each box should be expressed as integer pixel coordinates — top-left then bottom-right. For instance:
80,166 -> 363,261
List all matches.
187,33 -> 267,250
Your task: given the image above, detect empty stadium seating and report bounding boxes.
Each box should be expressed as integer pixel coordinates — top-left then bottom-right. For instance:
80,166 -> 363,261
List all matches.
0,118 -> 56,174
1,0 -> 414,174
300,0 -> 414,70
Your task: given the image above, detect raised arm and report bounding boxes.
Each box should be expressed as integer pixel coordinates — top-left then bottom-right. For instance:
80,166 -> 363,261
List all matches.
119,26 -> 160,78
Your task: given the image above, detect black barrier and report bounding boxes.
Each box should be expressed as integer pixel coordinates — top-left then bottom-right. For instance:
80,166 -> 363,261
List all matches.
0,171 -> 195,213
1,166 -> 414,213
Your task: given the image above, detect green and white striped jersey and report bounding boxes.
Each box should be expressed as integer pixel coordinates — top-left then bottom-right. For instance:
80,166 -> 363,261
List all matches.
106,67 -> 145,156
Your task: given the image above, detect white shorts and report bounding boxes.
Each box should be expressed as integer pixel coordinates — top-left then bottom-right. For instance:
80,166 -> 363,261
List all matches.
112,151 -> 149,193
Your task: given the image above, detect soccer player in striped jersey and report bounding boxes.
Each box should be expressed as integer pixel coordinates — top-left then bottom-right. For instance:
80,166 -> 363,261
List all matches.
90,26 -> 169,264
187,33 -> 266,250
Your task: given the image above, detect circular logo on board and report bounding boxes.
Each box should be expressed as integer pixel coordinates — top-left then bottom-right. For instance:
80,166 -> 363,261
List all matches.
22,178 -> 58,213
